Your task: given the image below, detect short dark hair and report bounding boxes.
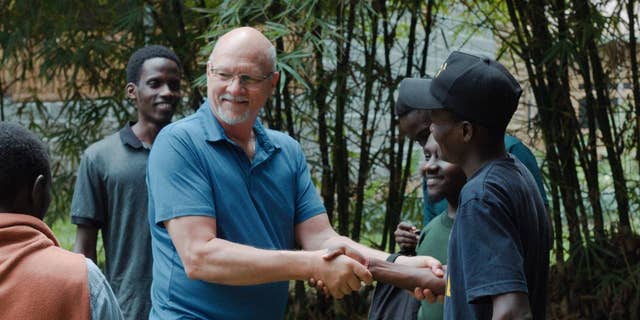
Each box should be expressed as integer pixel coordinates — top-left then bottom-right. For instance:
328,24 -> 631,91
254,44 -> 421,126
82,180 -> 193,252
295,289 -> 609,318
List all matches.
125,45 -> 182,84
0,122 -> 50,207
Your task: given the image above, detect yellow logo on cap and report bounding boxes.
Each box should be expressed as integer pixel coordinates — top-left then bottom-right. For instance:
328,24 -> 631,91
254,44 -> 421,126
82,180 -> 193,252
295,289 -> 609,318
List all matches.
435,62 -> 447,78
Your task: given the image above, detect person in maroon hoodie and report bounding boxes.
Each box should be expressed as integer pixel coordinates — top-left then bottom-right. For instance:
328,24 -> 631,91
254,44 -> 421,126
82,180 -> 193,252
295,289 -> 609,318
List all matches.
0,122 -> 122,320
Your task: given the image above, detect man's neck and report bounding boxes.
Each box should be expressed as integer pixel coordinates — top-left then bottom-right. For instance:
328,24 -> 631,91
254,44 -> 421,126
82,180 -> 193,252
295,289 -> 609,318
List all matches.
132,120 -> 167,145
216,117 -> 257,161
460,142 -> 507,178
219,121 -> 254,144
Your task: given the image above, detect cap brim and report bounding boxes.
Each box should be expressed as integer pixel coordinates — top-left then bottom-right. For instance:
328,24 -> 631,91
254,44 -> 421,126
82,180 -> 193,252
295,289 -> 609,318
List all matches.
397,78 -> 445,111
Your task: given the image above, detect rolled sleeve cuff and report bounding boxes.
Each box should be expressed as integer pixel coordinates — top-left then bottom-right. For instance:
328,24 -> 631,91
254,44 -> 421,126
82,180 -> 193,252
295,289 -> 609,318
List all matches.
467,280 -> 528,304
71,216 -> 103,228
155,206 -> 217,226
294,206 -> 326,225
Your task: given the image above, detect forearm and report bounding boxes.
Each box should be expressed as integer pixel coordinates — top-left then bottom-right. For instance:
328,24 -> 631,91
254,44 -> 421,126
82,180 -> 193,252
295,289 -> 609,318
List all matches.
322,235 -> 390,261
73,226 -> 98,262
296,215 -> 389,261
183,237 -> 314,285
74,243 -> 97,262
367,258 -> 446,295
492,292 -> 533,320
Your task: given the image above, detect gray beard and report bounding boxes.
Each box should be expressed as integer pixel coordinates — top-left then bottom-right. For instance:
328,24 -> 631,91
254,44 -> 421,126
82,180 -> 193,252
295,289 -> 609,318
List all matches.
213,105 -> 250,125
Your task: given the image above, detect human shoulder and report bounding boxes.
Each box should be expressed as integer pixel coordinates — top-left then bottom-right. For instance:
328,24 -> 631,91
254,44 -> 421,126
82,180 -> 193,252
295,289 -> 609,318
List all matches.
423,211 -> 447,232
506,137 -> 536,164
264,128 -> 300,147
85,257 -> 105,287
262,128 -> 306,161
158,113 -> 203,140
82,131 -> 120,159
85,258 -> 124,320
458,160 -> 512,210
151,113 -> 206,156
503,134 -> 522,151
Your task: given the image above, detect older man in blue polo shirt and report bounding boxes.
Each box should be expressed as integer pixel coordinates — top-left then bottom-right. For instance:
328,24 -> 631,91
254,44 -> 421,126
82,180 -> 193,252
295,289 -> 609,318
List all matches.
147,27 -> 444,320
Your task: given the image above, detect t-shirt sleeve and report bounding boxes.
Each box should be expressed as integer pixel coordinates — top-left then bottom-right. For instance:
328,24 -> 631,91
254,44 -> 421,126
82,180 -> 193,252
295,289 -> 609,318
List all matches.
456,197 -> 528,303
147,128 -> 216,225
86,258 -> 124,320
70,152 -> 105,228
293,143 -> 326,224
508,142 -> 548,206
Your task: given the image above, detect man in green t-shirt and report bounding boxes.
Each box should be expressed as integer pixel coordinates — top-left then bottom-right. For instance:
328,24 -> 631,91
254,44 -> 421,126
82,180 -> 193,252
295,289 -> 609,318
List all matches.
398,134 -> 465,320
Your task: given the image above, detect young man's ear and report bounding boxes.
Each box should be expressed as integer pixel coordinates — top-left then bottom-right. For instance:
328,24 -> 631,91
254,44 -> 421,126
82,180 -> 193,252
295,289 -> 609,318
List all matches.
125,83 -> 137,100
461,121 -> 474,143
30,174 -> 50,220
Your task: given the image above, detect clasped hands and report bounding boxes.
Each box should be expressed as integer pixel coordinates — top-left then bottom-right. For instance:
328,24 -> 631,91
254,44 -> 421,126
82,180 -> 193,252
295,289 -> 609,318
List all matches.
309,245 -> 446,302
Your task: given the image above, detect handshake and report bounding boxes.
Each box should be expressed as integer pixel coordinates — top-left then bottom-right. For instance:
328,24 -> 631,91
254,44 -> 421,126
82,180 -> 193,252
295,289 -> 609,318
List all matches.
308,245 -> 446,301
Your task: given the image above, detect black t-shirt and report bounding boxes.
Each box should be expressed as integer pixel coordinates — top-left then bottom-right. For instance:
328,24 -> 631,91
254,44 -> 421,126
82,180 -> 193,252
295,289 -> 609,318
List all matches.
443,155 -> 550,319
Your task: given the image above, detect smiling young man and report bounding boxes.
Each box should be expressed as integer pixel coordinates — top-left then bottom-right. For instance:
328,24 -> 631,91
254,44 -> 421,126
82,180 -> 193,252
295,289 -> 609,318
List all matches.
414,51 -> 550,319
368,134 -> 465,320
71,45 -> 182,319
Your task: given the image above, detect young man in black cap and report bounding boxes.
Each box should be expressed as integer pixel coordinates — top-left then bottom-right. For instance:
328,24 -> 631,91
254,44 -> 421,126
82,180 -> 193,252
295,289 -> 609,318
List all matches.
412,51 -> 550,319
393,78 -> 549,255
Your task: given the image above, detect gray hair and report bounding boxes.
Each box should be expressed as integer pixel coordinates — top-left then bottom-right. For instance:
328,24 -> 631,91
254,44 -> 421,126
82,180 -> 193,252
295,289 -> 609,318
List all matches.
265,44 -> 277,72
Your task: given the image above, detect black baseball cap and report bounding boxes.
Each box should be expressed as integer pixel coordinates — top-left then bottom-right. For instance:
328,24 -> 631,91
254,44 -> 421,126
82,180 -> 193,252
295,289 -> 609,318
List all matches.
397,51 -> 522,130
396,77 -> 435,116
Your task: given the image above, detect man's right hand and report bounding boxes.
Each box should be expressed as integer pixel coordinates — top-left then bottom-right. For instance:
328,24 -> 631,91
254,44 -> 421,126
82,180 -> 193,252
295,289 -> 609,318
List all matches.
394,221 -> 419,252
310,249 -> 373,299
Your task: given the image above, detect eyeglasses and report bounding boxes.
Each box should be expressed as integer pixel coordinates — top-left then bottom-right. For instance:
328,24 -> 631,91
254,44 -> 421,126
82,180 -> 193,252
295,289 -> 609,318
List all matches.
209,67 -> 274,86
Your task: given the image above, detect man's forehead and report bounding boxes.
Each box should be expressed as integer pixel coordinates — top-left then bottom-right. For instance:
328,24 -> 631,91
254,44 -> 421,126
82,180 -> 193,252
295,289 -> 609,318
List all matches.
140,57 -> 180,76
209,52 -> 272,72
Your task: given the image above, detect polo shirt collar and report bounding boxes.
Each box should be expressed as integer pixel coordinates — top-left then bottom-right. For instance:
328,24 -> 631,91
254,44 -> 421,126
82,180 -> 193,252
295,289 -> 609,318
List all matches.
199,100 -> 279,153
118,121 -> 144,149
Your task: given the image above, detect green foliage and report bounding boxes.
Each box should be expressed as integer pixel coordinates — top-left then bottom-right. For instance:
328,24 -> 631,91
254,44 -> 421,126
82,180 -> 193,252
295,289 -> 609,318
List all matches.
1,0 -> 210,222
4,0 -> 640,318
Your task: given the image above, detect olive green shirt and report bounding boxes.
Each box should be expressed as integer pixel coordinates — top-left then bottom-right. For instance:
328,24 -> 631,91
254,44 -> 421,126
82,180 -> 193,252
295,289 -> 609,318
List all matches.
416,211 -> 454,320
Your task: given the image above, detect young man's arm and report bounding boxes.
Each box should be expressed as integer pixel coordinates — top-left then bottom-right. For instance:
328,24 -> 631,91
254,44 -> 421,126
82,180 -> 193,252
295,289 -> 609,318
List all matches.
74,225 -> 98,262
165,215 -> 373,299
295,214 -> 445,274
492,292 -> 533,320
366,258 -> 446,294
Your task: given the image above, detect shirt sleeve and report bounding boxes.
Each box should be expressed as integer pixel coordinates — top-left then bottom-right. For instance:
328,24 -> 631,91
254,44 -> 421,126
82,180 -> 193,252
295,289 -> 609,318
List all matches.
70,152 -> 105,228
293,143 -> 326,224
456,197 -> 528,304
147,128 -> 216,225
86,258 -> 123,320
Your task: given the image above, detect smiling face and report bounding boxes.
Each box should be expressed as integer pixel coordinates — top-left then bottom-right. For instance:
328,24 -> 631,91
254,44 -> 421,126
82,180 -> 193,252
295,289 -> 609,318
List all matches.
206,28 -> 279,126
127,57 -> 181,126
422,135 -> 466,203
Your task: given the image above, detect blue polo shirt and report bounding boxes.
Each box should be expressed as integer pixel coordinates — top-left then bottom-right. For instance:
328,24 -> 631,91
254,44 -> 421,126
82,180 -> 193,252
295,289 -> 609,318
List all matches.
147,101 -> 326,319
